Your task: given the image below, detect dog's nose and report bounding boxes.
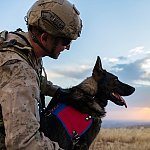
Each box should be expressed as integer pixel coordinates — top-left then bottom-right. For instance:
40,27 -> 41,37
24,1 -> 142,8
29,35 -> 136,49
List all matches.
130,87 -> 135,95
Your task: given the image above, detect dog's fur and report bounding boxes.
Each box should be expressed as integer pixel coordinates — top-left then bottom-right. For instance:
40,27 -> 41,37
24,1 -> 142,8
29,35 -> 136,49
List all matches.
41,56 -> 135,150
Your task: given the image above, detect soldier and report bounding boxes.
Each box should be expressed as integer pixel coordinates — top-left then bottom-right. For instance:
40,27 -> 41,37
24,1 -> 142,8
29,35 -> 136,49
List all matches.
0,0 -> 101,150
0,0 -> 82,149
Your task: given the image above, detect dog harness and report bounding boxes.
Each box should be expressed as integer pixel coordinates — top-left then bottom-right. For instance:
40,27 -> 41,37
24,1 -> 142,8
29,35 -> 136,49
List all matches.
51,103 -> 93,144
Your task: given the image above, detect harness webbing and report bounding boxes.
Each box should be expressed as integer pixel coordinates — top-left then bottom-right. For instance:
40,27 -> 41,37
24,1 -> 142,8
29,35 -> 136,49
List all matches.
10,31 -> 31,47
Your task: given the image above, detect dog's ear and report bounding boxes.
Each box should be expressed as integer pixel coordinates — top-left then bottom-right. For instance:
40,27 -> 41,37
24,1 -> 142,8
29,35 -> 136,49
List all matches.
92,56 -> 104,81
97,56 -> 103,70
94,56 -> 103,71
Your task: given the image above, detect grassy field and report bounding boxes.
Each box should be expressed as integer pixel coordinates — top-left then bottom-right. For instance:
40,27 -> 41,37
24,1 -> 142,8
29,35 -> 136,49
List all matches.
89,127 -> 150,150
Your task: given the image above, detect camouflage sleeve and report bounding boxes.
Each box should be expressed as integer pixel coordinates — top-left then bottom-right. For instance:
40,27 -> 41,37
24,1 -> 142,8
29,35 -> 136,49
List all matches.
0,59 -> 62,150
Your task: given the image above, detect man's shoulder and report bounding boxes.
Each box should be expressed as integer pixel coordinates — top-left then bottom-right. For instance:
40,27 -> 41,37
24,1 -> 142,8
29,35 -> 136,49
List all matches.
0,50 -> 26,67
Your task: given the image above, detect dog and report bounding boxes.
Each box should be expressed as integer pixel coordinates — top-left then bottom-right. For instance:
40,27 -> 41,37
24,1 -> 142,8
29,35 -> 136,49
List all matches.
40,56 -> 135,150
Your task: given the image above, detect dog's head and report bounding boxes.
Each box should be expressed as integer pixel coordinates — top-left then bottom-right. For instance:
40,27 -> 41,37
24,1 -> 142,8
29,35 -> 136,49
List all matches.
92,56 -> 135,108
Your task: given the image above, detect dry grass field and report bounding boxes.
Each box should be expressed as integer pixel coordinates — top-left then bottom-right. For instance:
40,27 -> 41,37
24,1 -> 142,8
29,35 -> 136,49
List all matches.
89,127 -> 150,150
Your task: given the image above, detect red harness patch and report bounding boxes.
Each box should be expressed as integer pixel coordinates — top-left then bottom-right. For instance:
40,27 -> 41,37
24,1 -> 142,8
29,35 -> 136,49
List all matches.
51,103 -> 93,138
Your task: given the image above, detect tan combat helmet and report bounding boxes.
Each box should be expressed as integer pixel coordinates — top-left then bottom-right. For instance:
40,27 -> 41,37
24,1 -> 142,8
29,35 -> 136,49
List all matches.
26,0 -> 82,40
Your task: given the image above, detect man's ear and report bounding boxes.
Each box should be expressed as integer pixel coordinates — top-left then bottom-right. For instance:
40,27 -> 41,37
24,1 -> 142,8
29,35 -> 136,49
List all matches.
41,32 -> 49,43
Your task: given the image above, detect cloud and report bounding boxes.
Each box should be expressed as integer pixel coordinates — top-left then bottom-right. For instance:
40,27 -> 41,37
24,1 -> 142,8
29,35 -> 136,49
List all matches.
111,56 -> 150,87
140,58 -> 150,78
45,70 -> 64,80
128,46 -> 145,57
111,61 -> 141,82
46,64 -> 92,80
133,80 -> 150,86
45,46 -> 150,87
45,52 -> 150,88
103,46 -> 150,67
101,46 -> 150,88
45,64 -> 95,88
103,57 -> 119,63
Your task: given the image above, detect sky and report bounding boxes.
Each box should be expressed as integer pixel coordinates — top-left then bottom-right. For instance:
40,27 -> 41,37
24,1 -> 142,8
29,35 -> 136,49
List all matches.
1,0 -> 150,122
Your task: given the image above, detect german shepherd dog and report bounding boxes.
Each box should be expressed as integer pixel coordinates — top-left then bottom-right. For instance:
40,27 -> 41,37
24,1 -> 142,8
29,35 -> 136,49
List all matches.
41,56 -> 135,150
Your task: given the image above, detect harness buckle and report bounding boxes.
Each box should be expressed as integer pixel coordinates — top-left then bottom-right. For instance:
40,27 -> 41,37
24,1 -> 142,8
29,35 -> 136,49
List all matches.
72,130 -> 80,145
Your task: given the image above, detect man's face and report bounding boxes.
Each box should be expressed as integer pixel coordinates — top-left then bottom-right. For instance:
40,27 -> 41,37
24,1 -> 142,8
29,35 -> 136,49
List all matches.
42,33 -> 72,59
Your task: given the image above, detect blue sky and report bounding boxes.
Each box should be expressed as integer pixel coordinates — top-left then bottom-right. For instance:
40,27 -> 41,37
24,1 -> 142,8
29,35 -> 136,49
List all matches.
1,0 -> 150,121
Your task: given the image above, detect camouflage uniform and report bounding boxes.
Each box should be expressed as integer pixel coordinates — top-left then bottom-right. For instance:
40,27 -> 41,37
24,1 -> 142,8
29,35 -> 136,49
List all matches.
0,32 -> 62,150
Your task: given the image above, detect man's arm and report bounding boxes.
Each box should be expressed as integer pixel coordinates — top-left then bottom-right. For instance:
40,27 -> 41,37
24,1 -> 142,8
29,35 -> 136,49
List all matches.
0,59 -> 62,150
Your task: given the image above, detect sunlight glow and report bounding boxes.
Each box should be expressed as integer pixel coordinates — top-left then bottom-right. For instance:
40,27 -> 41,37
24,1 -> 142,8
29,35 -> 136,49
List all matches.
106,107 -> 150,121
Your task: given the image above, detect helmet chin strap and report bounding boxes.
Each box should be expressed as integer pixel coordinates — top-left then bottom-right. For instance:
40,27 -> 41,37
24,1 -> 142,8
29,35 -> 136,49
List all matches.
31,33 -> 58,59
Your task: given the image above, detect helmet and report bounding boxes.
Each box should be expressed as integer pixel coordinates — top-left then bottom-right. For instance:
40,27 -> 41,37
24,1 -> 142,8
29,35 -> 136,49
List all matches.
26,0 -> 82,40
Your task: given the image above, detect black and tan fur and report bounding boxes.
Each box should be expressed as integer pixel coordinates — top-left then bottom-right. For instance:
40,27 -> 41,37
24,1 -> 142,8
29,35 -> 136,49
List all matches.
41,56 -> 135,150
